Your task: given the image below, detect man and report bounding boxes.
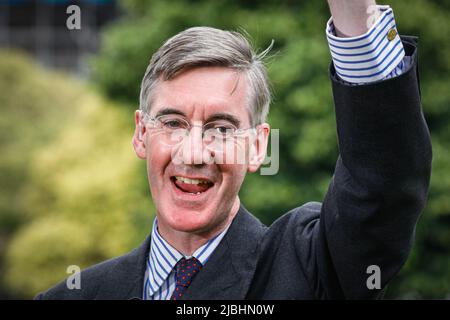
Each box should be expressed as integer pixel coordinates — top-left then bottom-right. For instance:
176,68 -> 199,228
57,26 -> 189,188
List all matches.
36,0 -> 431,299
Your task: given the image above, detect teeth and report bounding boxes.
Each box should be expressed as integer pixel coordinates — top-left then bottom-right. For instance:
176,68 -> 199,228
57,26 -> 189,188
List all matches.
175,176 -> 210,185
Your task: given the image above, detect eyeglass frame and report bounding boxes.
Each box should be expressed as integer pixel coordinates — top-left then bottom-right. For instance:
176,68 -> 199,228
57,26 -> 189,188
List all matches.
139,111 -> 258,144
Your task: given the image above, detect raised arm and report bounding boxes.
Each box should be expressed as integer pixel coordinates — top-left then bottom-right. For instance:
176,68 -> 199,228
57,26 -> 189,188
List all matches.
300,2 -> 432,299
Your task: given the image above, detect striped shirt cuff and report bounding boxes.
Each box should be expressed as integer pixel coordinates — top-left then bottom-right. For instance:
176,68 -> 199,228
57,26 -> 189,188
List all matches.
326,5 -> 405,84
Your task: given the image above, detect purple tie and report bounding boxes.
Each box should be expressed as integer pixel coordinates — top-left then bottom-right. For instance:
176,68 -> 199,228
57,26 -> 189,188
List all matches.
171,257 -> 203,300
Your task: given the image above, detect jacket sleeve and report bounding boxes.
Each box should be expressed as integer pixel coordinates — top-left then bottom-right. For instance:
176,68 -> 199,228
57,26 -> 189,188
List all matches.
308,36 -> 432,299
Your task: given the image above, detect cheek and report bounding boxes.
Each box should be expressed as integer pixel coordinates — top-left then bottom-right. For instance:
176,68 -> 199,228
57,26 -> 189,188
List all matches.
219,163 -> 247,192
146,139 -> 174,189
212,137 -> 253,166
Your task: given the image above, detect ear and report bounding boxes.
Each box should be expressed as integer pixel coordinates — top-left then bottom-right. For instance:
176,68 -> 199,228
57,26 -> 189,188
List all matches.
132,110 -> 147,159
247,123 -> 270,173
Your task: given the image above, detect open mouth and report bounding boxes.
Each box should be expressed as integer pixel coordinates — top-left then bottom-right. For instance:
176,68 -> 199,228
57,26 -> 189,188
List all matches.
170,176 -> 214,195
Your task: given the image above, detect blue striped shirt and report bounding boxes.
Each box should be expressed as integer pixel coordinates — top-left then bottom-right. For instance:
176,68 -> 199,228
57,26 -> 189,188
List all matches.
326,5 -> 410,83
143,218 -> 231,300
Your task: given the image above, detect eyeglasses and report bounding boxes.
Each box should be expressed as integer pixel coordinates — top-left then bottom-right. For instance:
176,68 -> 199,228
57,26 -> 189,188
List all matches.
141,113 -> 255,148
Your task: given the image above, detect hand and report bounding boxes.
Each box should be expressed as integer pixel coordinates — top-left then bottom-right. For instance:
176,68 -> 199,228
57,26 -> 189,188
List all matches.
327,0 -> 381,37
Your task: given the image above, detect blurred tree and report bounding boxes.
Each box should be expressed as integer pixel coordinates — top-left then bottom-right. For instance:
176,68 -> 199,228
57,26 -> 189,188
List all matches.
0,50 -> 83,298
0,51 -> 153,298
90,0 -> 450,298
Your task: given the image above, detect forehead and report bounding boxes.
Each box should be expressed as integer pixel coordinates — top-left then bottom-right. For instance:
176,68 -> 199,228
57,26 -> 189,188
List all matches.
151,67 -> 250,123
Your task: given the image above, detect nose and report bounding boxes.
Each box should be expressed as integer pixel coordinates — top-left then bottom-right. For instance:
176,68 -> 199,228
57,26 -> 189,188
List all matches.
172,123 -> 213,165
183,124 -> 203,165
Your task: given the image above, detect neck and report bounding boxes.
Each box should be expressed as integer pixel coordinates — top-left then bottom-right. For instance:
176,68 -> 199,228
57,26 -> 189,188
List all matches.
157,198 -> 240,256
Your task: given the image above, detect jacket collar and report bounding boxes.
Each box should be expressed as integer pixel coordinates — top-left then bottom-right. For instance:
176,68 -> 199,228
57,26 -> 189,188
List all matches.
93,204 -> 266,300
93,235 -> 150,300
182,204 -> 266,300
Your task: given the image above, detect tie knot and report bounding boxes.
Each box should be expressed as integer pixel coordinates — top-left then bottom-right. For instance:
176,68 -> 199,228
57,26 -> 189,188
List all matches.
175,257 -> 202,288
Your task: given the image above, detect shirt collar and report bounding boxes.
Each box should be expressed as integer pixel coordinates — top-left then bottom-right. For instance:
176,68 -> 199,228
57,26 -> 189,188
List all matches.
146,217 -> 231,297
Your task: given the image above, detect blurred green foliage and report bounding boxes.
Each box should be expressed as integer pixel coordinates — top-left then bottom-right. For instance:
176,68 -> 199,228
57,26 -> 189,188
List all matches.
0,51 -> 153,298
1,0 -> 449,299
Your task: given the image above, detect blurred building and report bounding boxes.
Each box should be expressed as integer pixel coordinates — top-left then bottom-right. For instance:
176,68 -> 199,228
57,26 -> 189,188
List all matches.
0,0 -> 119,75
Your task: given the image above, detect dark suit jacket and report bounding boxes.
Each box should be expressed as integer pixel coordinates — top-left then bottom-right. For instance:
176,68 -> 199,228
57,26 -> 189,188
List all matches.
35,36 -> 432,300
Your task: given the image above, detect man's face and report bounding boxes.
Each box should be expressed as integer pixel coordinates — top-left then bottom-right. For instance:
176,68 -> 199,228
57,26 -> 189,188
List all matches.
133,67 -> 269,236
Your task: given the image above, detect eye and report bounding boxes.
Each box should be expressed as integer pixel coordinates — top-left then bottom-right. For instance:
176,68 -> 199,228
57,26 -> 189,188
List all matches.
159,116 -> 188,130
164,119 -> 183,128
216,126 -> 229,134
211,122 -> 236,136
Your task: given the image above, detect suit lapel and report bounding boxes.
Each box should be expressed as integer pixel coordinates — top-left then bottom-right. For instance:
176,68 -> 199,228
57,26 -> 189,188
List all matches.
91,204 -> 266,300
182,205 -> 266,300
93,235 -> 150,299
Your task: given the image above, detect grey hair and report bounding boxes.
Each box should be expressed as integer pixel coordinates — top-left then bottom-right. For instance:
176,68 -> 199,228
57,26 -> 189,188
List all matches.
139,26 -> 273,126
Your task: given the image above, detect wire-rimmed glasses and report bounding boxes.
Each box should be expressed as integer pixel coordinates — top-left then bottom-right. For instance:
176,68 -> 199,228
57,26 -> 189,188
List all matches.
141,112 -> 255,150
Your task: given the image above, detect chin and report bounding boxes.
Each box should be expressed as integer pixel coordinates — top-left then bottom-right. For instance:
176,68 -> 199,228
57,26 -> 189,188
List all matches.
164,206 -> 217,233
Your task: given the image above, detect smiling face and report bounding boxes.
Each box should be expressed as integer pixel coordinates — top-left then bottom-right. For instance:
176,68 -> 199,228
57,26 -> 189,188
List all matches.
133,66 -> 269,238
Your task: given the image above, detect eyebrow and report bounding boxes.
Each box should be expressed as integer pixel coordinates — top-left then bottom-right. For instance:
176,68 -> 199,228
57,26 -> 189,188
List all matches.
206,113 -> 241,128
154,107 -> 186,118
154,107 -> 241,128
